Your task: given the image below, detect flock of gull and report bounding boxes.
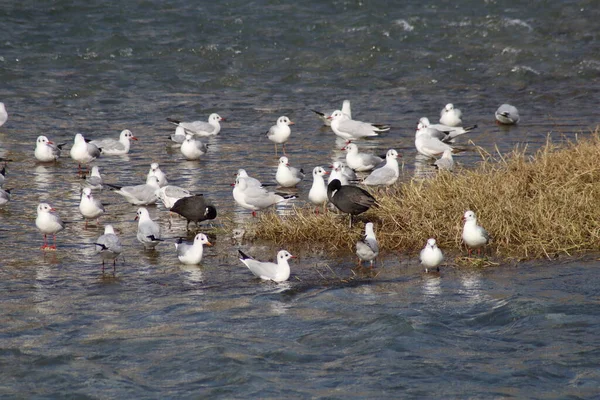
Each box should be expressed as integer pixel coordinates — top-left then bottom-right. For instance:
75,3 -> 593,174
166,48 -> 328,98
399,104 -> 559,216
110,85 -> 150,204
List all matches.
0,99 -> 516,281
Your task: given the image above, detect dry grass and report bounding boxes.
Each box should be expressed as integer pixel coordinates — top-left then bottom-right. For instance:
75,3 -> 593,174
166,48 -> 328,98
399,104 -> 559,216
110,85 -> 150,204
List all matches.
247,130 -> 600,260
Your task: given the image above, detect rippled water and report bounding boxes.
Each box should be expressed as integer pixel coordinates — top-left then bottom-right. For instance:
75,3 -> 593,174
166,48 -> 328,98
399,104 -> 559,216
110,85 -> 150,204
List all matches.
1,0 -> 600,398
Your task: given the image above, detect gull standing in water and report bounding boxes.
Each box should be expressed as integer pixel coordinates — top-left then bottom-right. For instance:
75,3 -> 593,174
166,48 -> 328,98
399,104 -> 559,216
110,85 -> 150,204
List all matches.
35,136 -> 65,162
107,176 -> 160,205
94,225 -> 122,273
84,166 -> 104,190
236,169 -> 266,188
462,210 -> 491,256
415,121 -> 455,158
419,117 -> 476,143
439,103 -> 463,127
356,222 -> 379,268
167,113 -> 225,137
495,104 -> 520,125
267,116 -> 294,156
328,110 -> 389,140
434,149 -> 454,171
342,143 -> 383,172
180,134 -> 209,160
135,207 -> 162,249
238,249 -> 296,282
233,177 -> 295,217
308,166 -> 329,213
175,233 -> 212,265
90,129 -> 138,155
169,126 -> 186,145
275,156 -> 304,187
79,187 -> 105,228
147,162 -> 168,187
362,149 -> 400,186
70,133 -> 101,174
328,162 -> 357,186
35,203 -> 65,250
420,238 -> 444,272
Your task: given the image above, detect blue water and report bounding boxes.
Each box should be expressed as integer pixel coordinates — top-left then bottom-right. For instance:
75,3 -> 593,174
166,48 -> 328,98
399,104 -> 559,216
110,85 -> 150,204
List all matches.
1,0 -> 600,398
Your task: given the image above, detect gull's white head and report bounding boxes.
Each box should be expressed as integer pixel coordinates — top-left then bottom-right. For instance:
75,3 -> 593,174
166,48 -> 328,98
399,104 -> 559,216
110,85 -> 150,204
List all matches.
313,166 -> 328,177
37,203 -> 55,214
386,149 -> 399,159
278,156 -> 289,166
277,250 -> 296,262
427,238 -> 437,248
104,225 -> 116,235
463,210 -> 476,223
277,116 -> 293,126
194,233 -> 212,246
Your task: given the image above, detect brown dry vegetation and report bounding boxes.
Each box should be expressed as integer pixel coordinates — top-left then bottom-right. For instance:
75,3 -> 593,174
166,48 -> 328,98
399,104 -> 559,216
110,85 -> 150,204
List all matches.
247,131 -> 600,260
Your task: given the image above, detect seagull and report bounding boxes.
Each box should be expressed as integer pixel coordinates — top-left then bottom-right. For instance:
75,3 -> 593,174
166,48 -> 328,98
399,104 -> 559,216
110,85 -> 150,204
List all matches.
308,166 -> 329,212
167,113 -> 225,137
419,117 -> 476,143
70,133 -> 101,174
362,149 -> 400,186
236,169 -> 266,188
342,142 -> 383,172
79,187 -> 105,228
238,249 -> 295,282
35,203 -> 65,250
311,99 -> 351,127
328,162 -> 358,186
135,207 -> 162,249
462,210 -> 491,256
175,233 -> 212,265
267,116 -> 294,156
356,222 -> 379,268
327,179 -> 376,227
157,185 -> 193,209
0,188 -> 10,206
434,149 -> 454,171
180,134 -> 209,160
147,162 -> 168,187
495,104 -> 520,125
35,136 -> 65,162
0,102 -> 7,127
170,195 -> 217,230
94,224 -> 122,273
328,110 -> 390,140
275,156 -> 304,187
84,166 -> 104,190
233,176 -> 295,216
439,103 -> 462,127
169,126 -> 186,145
420,238 -> 444,272
107,176 -> 160,205
89,129 -> 138,155
415,121 -> 455,158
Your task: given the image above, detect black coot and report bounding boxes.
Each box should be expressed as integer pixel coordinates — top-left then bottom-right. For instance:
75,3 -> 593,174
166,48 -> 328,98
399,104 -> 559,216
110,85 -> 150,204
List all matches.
170,195 -> 217,230
327,179 -> 376,227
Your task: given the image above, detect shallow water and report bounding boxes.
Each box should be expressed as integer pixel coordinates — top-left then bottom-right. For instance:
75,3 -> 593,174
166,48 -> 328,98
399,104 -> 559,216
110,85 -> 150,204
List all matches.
1,0 -> 600,398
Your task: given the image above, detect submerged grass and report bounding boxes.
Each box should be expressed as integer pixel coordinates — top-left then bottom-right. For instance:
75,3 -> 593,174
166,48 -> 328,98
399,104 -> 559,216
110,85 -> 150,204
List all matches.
248,130 -> 600,260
